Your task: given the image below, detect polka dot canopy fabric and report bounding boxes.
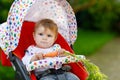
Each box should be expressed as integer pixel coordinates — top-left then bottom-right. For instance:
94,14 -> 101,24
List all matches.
0,0 -> 77,55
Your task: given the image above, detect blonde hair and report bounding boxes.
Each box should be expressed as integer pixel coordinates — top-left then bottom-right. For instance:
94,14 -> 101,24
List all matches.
34,19 -> 58,38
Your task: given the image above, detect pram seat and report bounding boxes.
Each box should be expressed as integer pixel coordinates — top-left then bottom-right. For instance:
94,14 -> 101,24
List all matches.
0,21 -> 88,80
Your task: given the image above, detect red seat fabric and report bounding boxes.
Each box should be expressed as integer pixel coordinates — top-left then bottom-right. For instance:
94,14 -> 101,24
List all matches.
0,21 -> 88,80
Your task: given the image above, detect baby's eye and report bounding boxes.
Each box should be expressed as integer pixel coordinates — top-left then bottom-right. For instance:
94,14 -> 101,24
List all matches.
47,34 -> 52,37
39,33 -> 43,36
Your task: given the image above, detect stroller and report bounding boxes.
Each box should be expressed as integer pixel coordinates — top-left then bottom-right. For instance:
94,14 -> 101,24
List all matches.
0,0 -> 88,80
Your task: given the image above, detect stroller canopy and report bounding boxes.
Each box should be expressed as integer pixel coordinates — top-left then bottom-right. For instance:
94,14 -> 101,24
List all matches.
0,0 -> 77,55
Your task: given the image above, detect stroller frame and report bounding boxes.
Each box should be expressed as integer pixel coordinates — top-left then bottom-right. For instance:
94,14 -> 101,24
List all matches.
0,0 -> 88,80
1,21 -> 88,80
9,52 -> 31,80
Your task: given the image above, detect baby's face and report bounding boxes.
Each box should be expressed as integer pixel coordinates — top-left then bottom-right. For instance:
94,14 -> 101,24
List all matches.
33,26 -> 56,48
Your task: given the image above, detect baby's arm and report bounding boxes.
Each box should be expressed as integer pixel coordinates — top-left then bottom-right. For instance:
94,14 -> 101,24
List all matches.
30,54 -> 39,62
30,53 -> 44,62
22,46 -> 44,64
22,50 -> 34,65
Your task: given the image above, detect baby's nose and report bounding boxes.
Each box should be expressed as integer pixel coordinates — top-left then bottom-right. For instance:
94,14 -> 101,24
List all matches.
43,36 -> 47,40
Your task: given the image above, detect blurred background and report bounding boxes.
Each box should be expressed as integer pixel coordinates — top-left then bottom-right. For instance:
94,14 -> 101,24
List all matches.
0,0 -> 120,80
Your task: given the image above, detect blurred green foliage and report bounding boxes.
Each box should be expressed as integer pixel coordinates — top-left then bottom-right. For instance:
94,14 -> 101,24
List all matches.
0,0 -> 14,23
75,0 -> 120,32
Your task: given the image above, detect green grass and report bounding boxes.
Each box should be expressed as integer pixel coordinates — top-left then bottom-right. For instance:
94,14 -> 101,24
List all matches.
73,29 -> 116,55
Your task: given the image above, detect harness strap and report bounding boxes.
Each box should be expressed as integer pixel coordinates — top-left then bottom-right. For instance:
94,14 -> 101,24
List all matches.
56,73 -> 66,80
36,68 -> 66,80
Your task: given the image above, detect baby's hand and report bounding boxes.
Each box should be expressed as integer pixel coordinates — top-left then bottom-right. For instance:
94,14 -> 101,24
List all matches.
30,53 -> 44,62
37,53 -> 44,60
58,49 -> 67,57
30,54 -> 39,62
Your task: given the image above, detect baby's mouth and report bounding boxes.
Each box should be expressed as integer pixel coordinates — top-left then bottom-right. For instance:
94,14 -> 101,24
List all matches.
41,41 -> 47,44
